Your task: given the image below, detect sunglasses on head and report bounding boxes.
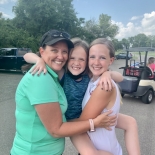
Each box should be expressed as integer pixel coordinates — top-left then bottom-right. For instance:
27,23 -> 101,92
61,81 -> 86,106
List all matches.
41,30 -> 70,47
51,31 -> 70,39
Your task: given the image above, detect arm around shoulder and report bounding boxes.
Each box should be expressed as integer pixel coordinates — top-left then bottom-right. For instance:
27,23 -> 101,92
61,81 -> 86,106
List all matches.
24,52 -> 47,74
24,52 -> 41,64
80,85 -> 113,120
110,71 -> 123,83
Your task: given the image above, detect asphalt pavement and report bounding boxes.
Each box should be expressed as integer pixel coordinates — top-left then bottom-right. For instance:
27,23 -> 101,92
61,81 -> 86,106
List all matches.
0,59 -> 155,155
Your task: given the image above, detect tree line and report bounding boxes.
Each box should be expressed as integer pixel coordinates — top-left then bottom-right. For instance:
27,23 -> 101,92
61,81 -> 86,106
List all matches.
0,0 -> 155,52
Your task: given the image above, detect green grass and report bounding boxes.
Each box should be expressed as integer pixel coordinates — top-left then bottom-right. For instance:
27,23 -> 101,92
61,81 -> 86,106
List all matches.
115,50 -> 155,61
130,52 -> 155,56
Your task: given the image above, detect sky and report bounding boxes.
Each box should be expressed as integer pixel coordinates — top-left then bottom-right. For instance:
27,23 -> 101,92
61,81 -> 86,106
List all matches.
0,0 -> 155,40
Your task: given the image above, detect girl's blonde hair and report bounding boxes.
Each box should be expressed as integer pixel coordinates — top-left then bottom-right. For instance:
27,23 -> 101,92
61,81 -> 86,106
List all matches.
89,38 -> 115,58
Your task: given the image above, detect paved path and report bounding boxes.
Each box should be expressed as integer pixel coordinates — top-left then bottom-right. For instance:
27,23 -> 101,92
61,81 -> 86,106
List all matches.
0,59 -> 155,155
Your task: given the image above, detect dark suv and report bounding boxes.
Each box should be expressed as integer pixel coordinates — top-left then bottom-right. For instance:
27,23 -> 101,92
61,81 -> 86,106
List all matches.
0,48 -> 32,74
115,52 -> 133,60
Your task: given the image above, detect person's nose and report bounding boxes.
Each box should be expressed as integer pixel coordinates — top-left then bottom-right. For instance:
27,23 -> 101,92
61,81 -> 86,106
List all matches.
94,58 -> 100,65
74,59 -> 80,66
57,51 -> 64,59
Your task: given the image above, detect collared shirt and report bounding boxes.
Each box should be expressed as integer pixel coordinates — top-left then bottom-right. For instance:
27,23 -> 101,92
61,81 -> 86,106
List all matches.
11,65 -> 67,155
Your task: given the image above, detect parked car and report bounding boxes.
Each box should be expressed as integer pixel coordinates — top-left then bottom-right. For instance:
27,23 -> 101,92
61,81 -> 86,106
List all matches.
115,52 -> 133,60
0,48 -> 32,74
118,47 -> 155,104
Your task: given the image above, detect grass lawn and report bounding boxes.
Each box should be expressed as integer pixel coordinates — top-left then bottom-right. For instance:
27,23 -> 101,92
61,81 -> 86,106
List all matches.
115,50 -> 155,61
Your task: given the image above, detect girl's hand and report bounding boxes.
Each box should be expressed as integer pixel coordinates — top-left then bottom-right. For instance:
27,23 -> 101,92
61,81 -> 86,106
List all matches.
30,58 -> 47,75
93,110 -> 117,130
98,71 -> 115,91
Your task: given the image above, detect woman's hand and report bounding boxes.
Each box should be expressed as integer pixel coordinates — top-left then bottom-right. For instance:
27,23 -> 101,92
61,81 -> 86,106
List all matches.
98,71 -> 115,91
93,110 -> 117,130
30,58 -> 47,75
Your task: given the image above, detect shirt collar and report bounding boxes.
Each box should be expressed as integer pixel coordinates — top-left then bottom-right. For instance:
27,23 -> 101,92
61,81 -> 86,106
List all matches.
46,65 -> 58,79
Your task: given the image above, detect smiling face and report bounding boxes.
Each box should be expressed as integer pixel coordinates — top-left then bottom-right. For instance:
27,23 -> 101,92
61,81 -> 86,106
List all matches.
40,41 -> 68,73
67,46 -> 87,75
89,44 -> 114,80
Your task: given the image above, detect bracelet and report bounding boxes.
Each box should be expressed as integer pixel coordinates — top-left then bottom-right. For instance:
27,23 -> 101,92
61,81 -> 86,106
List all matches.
89,119 -> 95,132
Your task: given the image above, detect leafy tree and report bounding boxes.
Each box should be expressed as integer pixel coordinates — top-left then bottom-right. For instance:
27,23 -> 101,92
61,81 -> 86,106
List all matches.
112,39 -> 123,51
0,13 -> 37,51
1,1 -> 154,52
128,36 -> 135,47
132,34 -> 148,47
0,15 -> 14,47
81,18 -> 100,42
0,12 -> 3,19
98,14 -> 118,38
82,14 -> 119,43
121,38 -> 130,49
12,0 -> 81,38
147,35 -> 155,47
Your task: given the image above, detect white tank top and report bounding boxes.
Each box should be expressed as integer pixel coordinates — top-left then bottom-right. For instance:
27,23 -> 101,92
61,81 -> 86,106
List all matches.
82,78 -> 122,155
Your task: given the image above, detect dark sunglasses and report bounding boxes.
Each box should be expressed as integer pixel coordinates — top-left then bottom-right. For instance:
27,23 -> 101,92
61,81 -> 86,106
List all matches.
41,31 -> 70,47
51,31 -> 70,39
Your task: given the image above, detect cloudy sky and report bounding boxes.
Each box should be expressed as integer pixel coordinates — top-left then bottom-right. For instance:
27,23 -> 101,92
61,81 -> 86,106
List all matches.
0,0 -> 155,40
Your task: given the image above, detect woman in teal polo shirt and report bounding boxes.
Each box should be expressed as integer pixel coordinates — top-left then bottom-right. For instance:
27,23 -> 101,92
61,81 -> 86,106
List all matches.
10,30 -> 115,155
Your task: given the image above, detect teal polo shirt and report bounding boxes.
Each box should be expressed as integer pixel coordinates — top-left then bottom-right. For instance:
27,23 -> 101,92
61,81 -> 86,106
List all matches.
11,65 -> 68,155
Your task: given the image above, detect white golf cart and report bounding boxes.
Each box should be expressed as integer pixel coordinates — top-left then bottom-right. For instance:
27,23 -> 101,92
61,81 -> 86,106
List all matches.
118,47 -> 155,104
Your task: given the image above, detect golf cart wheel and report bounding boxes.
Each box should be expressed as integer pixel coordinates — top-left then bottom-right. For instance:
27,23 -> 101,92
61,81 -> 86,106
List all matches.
141,90 -> 153,104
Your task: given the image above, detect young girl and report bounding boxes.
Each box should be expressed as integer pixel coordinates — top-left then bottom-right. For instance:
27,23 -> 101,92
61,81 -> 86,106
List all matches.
74,38 -> 122,155
24,38 -> 140,155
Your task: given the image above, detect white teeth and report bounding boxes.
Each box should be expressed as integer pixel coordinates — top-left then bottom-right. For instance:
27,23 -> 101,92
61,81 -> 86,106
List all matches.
93,67 -> 101,70
55,61 -> 62,64
73,67 -> 80,70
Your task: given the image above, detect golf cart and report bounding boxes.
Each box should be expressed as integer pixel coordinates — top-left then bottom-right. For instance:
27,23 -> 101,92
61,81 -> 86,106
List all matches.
118,47 -> 155,104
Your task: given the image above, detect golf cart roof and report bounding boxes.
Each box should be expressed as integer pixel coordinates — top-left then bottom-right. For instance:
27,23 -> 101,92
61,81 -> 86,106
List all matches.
125,47 -> 155,52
